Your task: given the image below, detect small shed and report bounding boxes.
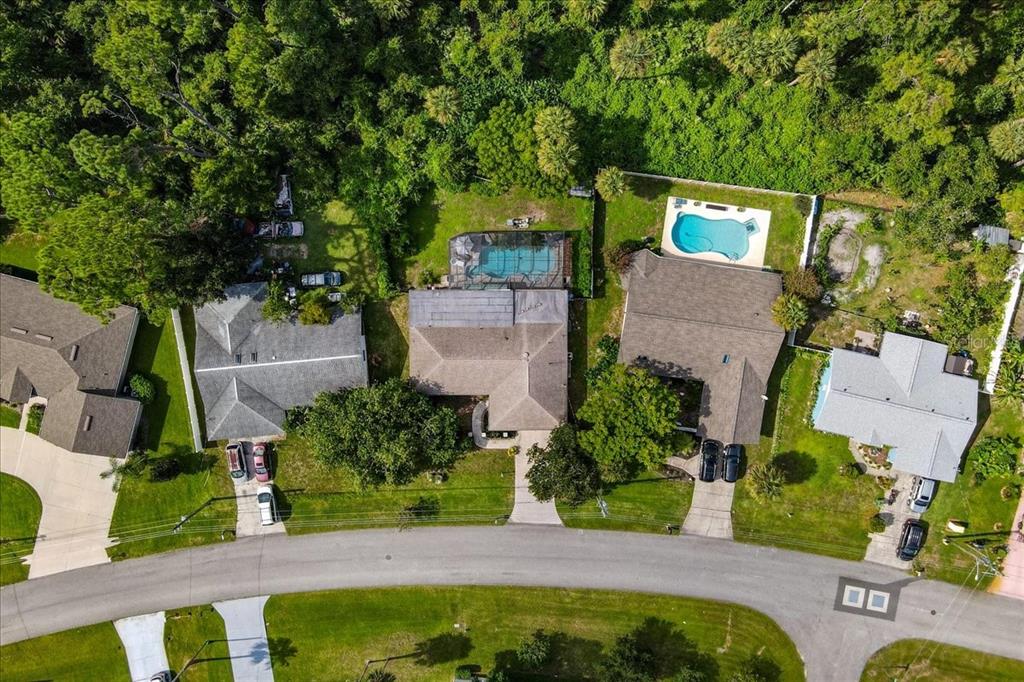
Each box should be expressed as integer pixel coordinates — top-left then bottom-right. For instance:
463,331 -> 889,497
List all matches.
972,224 -> 1010,247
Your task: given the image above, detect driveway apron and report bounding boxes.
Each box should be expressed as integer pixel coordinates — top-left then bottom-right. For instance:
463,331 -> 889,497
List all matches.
508,430 -> 562,525
114,611 -> 169,682
676,456 -> 734,539
214,596 -> 274,682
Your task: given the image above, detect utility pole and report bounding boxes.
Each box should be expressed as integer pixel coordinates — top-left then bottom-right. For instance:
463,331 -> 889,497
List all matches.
943,538 -> 1001,581
169,639 -> 215,682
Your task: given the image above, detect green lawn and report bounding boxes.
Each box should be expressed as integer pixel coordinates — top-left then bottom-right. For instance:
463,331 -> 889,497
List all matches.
861,639 -> 1024,681
265,586 -> 804,681
0,220 -> 45,275
916,398 -> 1023,587
558,470 -> 694,533
401,187 -> 593,293
603,175 -> 807,273
365,296 -> 410,381
0,473 -> 42,586
263,200 -> 378,296
0,622 -> 130,682
107,319 -> 236,560
273,440 -> 514,533
164,604 -> 233,681
0,403 -> 20,428
732,349 -> 879,561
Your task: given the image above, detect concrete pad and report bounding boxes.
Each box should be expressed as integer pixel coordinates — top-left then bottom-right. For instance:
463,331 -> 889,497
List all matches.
864,475 -> 917,570
232,443 -> 284,538
0,427 -> 118,577
508,431 -> 562,526
214,596 -> 274,682
674,454 -> 734,539
114,611 -> 170,682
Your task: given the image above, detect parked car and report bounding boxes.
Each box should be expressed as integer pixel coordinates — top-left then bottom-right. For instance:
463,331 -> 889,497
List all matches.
252,443 -> 271,483
225,442 -> 247,480
722,444 -> 742,483
256,485 -> 277,526
255,220 -> 304,238
274,174 -> 293,217
150,672 -> 171,682
908,477 -> 937,514
300,271 -> 343,287
698,439 -> 722,482
897,519 -> 926,561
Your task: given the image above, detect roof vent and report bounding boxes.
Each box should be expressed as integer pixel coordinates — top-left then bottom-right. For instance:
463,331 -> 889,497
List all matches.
10,327 -> 27,335
722,354 -> 730,364
83,415 -> 93,432
250,352 -> 258,363
234,353 -> 242,364
70,344 -> 80,361
34,333 -> 53,342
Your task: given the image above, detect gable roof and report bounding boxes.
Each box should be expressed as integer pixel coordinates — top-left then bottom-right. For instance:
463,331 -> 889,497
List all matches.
193,282 -> 368,441
408,289 -> 568,431
0,274 -> 141,457
617,250 -> 784,444
813,332 -> 978,482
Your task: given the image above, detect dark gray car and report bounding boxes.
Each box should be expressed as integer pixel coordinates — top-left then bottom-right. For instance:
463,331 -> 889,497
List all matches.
699,440 -> 722,482
722,444 -> 742,483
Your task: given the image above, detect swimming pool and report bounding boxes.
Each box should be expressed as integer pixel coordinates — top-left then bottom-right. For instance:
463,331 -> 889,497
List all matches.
670,213 -> 760,262
470,245 -> 558,279
811,361 -> 832,424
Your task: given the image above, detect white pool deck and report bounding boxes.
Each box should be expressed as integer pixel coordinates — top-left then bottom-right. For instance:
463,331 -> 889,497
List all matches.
660,196 -> 771,269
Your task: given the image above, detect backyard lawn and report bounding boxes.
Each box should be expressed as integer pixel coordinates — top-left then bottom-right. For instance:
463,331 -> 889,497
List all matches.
558,470 -> 694,533
273,440 -> 514,534
0,403 -> 20,428
732,349 -> 879,561
861,639 -> 1024,681
364,296 -> 410,381
164,604 -> 233,682
0,622 -> 130,682
0,220 -> 45,275
0,473 -> 42,586
107,319 -> 236,560
265,586 -> 804,681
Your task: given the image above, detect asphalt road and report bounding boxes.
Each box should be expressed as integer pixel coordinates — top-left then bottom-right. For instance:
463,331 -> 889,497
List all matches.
2,526 -> 1022,681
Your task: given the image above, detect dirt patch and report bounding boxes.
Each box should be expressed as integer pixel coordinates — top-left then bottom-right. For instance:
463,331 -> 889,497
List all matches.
265,243 -> 309,260
523,203 -> 549,223
826,228 -> 863,283
859,244 -> 885,293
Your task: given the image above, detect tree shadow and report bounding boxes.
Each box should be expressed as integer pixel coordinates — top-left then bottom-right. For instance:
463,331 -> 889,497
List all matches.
413,632 -> 473,666
491,630 -> 605,679
268,637 -> 298,667
568,300 -> 589,413
738,653 -> 783,682
630,617 -> 718,680
771,451 -> 818,484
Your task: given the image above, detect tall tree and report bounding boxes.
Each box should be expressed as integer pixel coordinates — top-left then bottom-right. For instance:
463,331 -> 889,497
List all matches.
934,38 -> 978,76
610,30 -> 658,80
526,424 -> 602,507
790,48 -> 836,90
989,118 -> 1024,165
425,85 -> 461,126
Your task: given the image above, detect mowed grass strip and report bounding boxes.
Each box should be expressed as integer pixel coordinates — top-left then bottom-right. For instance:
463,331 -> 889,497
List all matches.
0,622 -> 130,682
0,473 -> 42,586
0,403 -> 20,428
860,639 -> 1024,681
732,349 -> 877,561
265,586 -> 805,681
558,471 -> 694,533
164,604 -> 233,682
274,441 -> 514,534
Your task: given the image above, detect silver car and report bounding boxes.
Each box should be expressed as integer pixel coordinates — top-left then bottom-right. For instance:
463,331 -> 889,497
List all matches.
908,477 -> 937,514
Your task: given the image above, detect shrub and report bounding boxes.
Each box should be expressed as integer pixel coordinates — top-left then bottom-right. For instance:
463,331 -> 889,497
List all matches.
839,462 -> 862,478
418,268 -> 440,288
793,194 -> 813,217
149,455 -> 181,482
585,334 -> 620,384
782,268 -> 822,302
868,514 -> 886,533
1001,483 -> 1021,501
298,289 -> 332,325
605,239 -> 645,274
748,462 -> 784,502
771,293 -> 808,330
596,166 -> 627,200
25,404 -> 44,434
971,436 -> 1021,480
516,630 -> 552,669
262,279 -> 292,323
129,373 -> 156,404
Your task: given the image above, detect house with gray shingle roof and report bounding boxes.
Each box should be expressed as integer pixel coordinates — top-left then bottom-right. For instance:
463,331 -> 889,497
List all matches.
408,288 -> 568,432
811,332 -> 978,482
0,274 -> 141,457
193,282 -> 368,441
617,250 -> 785,444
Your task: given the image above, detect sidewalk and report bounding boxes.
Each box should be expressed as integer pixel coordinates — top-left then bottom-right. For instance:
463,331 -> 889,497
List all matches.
992,493 -> 1024,601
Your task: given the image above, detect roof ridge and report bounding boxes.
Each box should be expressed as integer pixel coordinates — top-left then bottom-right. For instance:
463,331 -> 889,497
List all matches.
833,388 -> 974,423
627,310 -> 781,336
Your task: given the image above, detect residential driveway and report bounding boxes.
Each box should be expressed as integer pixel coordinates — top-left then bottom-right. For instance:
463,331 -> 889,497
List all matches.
232,443 -> 284,538
214,596 -> 274,682
0,427 -> 117,577
114,611 -> 169,682
993,492 -> 1024,601
675,456 -> 733,539
508,431 -> 562,525
864,475 -> 918,569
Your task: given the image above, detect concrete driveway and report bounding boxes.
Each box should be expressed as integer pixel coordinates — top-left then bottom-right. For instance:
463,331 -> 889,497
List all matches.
114,612 -> 169,681
214,596 -> 274,681
864,475 -> 919,569
508,431 -> 562,525
674,455 -> 734,538
993,493 -> 1024,601
231,443 -> 284,537
0,427 -> 117,577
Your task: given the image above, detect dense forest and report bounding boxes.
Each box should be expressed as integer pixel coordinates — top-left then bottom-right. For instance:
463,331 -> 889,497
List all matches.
2,0 -> 1022,316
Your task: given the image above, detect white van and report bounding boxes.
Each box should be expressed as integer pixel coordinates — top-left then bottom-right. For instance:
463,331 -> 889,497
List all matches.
909,477 -> 937,514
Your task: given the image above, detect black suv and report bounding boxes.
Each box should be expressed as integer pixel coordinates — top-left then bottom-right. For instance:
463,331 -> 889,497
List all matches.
698,440 -> 722,482
897,519 -> 926,561
722,444 -> 742,483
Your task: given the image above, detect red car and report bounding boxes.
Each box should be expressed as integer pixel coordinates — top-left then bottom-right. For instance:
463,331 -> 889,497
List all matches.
225,442 -> 246,480
252,443 -> 271,482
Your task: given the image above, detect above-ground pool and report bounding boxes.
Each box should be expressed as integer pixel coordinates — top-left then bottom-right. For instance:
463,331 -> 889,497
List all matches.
471,245 -> 558,279
670,213 -> 760,262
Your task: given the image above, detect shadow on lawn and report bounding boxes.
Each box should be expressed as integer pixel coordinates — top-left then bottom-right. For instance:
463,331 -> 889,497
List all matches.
129,320 -> 173,451
771,451 -> 818,484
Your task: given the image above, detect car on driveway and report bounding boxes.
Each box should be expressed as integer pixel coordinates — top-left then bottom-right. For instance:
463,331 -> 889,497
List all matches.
300,271 -> 343,287
897,519 -> 925,561
252,443 -> 271,483
698,439 -> 722,482
256,485 -> 277,526
256,220 -> 304,238
722,444 -> 742,483
226,442 -> 247,480
908,477 -> 937,514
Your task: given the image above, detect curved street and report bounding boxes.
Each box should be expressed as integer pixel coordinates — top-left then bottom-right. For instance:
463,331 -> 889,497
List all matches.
2,526 -> 1022,681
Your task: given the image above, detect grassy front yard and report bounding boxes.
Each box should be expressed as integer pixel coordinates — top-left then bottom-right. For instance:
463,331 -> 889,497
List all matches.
732,349 -> 878,561
0,403 -> 20,428
0,473 -> 42,586
107,319 -> 236,560
558,470 -> 693,533
265,586 -> 804,681
273,439 -> 514,533
861,639 -> 1024,681
164,604 -> 233,681
0,622 -> 130,682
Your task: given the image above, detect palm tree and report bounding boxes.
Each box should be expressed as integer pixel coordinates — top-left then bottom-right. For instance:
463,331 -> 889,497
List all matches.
994,54 -> 1024,101
568,0 -> 608,24
533,106 -> 576,144
424,86 -> 460,126
610,30 -> 658,80
537,139 -> 579,178
771,293 -> 808,331
100,450 -> 150,492
751,27 -> 799,81
790,48 -> 836,89
995,338 -> 1024,404
705,18 -> 747,74
934,39 -> 978,76
988,118 -> 1024,166
366,670 -> 396,682
369,0 -> 412,21
596,166 -> 627,200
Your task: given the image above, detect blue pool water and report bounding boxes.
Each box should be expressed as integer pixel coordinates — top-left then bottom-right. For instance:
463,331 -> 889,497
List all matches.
671,212 -> 759,261
811,362 -> 832,424
473,245 -> 557,278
